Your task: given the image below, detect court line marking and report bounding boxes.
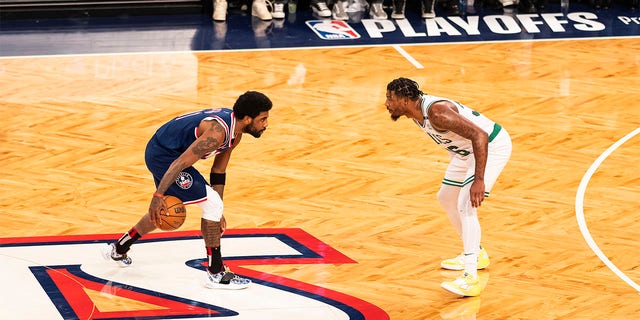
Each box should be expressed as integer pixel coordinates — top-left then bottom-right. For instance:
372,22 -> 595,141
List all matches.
575,127 -> 640,293
392,45 -> 423,69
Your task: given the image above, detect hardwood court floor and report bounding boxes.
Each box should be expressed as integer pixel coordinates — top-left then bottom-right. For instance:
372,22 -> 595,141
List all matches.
1,38 -> 640,319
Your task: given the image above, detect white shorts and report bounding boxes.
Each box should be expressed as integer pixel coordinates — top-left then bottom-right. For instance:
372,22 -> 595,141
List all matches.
442,128 -> 512,197
197,184 -> 224,221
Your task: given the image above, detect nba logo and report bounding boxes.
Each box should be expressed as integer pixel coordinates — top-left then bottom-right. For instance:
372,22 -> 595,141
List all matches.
306,20 -> 361,40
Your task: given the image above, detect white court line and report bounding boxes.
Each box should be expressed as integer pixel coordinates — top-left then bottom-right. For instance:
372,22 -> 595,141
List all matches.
393,45 -> 424,69
575,127 -> 640,293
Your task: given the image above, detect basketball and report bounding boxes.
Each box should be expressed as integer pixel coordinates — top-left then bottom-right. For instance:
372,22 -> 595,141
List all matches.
158,195 -> 186,231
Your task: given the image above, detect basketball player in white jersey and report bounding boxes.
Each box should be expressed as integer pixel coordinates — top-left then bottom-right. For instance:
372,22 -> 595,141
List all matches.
384,78 -> 512,297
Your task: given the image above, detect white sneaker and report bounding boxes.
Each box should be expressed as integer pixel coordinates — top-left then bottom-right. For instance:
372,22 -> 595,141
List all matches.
101,243 -> 132,267
332,0 -> 348,20
205,270 -> 251,289
272,2 -> 285,18
369,2 -> 387,19
311,1 -> 331,17
213,0 -> 227,21
252,0 -> 273,20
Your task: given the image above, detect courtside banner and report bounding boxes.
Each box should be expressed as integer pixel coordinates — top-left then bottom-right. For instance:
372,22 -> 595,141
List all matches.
3,5 -> 638,56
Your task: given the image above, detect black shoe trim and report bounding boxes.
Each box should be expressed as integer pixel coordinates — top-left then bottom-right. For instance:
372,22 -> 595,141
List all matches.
219,272 -> 235,284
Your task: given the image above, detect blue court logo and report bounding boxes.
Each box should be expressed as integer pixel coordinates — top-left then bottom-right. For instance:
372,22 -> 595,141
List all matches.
306,20 -> 361,40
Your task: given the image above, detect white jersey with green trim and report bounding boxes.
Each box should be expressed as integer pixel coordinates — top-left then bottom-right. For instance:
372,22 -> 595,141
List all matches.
413,95 -> 500,160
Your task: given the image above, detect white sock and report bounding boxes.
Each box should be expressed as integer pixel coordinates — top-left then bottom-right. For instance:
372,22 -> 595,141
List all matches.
463,252 -> 478,278
461,209 -> 481,278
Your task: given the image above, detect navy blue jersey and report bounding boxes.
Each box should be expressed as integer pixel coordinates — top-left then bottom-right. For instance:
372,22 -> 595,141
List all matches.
144,108 -> 237,204
153,108 -> 236,159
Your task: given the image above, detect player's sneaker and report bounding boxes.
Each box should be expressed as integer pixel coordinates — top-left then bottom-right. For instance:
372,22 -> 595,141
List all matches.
440,247 -> 490,271
441,272 -> 482,297
101,243 -> 132,267
205,270 -> 251,290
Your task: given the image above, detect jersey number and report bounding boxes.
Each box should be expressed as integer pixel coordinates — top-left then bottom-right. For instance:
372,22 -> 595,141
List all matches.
447,145 -> 471,156
428,133 -> 471,156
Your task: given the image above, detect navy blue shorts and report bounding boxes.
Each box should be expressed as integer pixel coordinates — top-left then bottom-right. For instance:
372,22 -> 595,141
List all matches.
145,137 -> 207,204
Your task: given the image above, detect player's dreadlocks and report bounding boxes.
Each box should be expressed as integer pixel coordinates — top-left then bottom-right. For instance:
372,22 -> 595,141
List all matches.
386,78 -> 424,100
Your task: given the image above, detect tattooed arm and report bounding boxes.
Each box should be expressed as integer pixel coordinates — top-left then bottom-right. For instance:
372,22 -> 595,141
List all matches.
149,119 -> 226,227
428,100 -> 489,208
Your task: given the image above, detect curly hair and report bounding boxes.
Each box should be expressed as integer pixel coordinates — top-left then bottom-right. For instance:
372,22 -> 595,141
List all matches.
233,91 -> 273,119
386,78 -> 424,100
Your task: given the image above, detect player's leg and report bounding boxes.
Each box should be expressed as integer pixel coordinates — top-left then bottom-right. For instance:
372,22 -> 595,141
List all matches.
439,157 -> 484,271
457,181 -> 481,277
438,184 -> 462,237
484,129 -> 512,193
198,185 -> 250,289
450,136 -> 510,273
457,128 -> 511,271
111,210 -> 158,255
438,156 -> 466,237
199,185 -> 225,274
101,141 -> 171,266
442,129 -> 512,296
441,128 -> 511,272
441,179 -> 483,296
101,213 -> 158,267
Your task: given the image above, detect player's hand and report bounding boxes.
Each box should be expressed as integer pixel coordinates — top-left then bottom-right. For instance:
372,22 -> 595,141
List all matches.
470,180 -> 485,208
220,215 -> 227,235
149,196 -> 167,228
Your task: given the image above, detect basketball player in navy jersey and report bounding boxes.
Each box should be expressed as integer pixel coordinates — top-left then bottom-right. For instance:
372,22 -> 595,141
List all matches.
384,78 -> 512,297
102,91 -> 273,290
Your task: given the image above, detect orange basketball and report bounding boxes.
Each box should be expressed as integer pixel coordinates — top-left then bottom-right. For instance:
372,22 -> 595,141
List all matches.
158,195 -> 186,231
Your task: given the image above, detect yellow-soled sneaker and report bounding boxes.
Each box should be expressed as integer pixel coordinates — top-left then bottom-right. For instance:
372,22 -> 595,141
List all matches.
440,247 -> 490,271
441,272 -> 482,297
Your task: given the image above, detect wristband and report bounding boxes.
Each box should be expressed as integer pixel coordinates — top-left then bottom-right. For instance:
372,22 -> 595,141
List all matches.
153,192 -> 164,198
210,172 -> 226,185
